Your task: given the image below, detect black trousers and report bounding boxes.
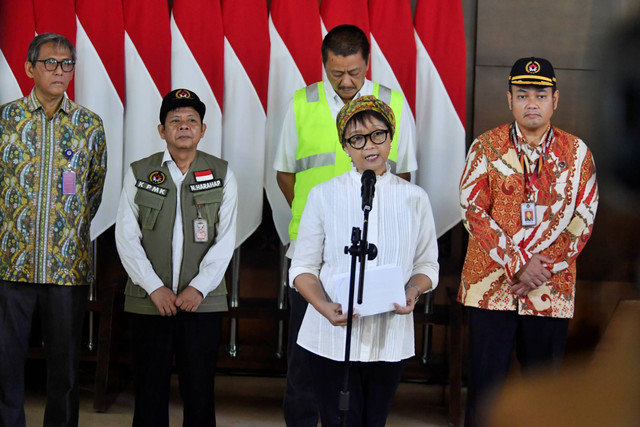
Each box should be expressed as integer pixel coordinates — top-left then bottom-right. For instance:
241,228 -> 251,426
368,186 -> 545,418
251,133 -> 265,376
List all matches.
129,311 -> 222,427
464,307 -> 569,427
283,287 -> 319,427
305,349 -> 406,427
0,280 -> 89,427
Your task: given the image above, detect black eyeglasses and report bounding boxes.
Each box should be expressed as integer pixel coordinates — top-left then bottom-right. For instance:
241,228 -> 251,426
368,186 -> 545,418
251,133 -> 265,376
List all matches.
34,58 -> 75,72
344,129 -> 389,149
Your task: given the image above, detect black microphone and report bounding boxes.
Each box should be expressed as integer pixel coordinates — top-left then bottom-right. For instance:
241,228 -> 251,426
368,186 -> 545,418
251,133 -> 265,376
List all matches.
361,169 -> 376,212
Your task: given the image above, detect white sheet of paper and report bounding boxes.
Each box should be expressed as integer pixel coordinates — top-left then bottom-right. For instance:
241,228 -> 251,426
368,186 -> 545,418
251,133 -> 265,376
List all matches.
331,264 -> 406,317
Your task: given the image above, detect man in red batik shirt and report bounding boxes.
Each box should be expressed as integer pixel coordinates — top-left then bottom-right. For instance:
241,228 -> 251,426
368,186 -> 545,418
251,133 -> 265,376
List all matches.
458,57 -> 598,427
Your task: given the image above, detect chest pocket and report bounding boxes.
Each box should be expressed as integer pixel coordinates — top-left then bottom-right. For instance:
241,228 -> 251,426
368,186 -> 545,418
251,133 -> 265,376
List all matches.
192,188 -> 223,227
135,190 -> 166,230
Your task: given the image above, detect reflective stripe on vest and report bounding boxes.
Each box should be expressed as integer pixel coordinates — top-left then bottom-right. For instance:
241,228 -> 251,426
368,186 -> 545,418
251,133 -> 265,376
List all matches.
289,81 -> 404,241
295,151 -> 336,173
306,83 -> 320,102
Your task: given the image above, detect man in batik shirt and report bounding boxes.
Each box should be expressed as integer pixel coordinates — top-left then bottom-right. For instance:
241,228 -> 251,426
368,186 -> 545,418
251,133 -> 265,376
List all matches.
0,33 -> 106,427
458,57 -> 598,427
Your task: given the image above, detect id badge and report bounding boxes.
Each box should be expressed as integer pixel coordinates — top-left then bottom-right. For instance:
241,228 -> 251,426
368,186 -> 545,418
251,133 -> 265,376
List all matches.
193,218 -> 209,242
520,202 -> 537,227
62,170 -> 76,195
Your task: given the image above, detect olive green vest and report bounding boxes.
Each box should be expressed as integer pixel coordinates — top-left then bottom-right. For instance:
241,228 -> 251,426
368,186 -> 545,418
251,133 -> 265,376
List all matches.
289,81 -> 403,241
124,151 -> 228,315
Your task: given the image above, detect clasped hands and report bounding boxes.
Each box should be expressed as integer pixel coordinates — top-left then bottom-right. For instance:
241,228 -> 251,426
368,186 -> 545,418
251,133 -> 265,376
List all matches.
150,286 -> 204,316
509,253 -> 554,296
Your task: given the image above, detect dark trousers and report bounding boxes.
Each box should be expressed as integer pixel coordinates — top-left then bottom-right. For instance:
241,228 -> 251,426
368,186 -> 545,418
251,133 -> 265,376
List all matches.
0,280 -> 89,427
464,307 -> 570,427
129,311 -> 222,427
283,287 -> 319,427
306,349 -> 406,427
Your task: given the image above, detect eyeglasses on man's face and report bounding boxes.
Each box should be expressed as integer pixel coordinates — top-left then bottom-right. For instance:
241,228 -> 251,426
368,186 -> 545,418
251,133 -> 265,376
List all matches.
34,58 -> 75,72
344,129 -> 389,150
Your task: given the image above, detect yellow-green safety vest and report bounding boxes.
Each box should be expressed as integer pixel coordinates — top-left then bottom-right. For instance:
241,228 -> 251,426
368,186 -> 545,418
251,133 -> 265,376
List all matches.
289,81 -> 404,241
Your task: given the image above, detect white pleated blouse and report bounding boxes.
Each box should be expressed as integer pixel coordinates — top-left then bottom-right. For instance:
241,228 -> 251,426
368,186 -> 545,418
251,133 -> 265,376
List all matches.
290,169 -> 439,362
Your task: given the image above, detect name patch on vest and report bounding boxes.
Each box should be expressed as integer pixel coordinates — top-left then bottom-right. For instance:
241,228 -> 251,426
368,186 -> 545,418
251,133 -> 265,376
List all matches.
135,180 -> 169,196
189,180 -> 222,192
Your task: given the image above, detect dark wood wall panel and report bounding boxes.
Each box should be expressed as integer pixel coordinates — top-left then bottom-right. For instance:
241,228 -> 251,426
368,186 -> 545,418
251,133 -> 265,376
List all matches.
476,0 -> 613,70
470,0 -> 634,147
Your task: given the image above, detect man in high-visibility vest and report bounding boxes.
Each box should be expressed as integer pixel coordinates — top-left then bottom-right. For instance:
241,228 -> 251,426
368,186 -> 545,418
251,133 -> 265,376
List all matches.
274,24 -> 417,426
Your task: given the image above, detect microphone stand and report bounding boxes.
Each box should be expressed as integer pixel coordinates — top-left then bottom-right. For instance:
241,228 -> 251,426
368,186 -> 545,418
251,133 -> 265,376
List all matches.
339,207 -> 377,426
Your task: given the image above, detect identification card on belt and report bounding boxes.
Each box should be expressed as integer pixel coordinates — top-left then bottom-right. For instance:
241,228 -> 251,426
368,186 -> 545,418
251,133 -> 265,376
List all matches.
193,218 -> 209,242
520,202 -> 537,227
62,170 -> 76,195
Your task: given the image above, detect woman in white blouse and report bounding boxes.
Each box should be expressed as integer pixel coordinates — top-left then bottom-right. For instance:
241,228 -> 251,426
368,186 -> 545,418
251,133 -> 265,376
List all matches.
290,95 -> 439,426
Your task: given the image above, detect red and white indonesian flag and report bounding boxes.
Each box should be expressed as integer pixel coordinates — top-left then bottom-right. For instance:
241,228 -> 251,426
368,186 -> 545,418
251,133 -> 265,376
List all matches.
194,169 -> 214,182
222,0 -> 270,246
123,0 -> 171,169
33,0 -> 77,100
171,0 -> 223,157
0,0 -> 35,103
369,0 -> 416,114
415,0 -> 467,236
75,0 -> 125,239
320,0 -> 369,35
265,0 -> 323,244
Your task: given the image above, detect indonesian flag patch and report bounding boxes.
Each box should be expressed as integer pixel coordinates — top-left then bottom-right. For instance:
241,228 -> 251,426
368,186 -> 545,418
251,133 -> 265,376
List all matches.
194,169 -> 214,182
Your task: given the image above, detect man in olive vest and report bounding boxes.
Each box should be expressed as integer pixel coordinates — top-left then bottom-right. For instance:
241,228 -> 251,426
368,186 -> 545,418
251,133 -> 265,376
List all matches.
273,24 -> 417,426
115,88 -> 238,426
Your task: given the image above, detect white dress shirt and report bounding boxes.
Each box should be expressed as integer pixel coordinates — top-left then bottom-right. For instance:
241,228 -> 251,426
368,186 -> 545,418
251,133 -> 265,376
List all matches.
115,149 -> 238,297
290,169 -> 439,362
273,79 -> 418,174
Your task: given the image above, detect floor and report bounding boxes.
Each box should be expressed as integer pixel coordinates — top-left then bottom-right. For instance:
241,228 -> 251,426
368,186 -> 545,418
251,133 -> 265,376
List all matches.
24,373 -> 457,426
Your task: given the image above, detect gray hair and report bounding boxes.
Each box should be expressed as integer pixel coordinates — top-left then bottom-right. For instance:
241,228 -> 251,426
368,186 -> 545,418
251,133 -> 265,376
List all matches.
27,33 -> 76,63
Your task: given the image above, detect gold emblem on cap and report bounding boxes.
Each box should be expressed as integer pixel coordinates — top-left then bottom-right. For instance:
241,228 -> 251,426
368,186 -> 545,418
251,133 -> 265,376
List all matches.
176,89 -> 192,99
526,61 -> 540,74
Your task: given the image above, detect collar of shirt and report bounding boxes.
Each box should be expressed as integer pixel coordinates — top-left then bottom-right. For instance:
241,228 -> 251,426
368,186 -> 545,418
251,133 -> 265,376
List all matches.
161,149 -> 188,185
348,163 -> 393,185
27,89 -> 72,115
324,78 -> 374,117
514,121 -> 549,162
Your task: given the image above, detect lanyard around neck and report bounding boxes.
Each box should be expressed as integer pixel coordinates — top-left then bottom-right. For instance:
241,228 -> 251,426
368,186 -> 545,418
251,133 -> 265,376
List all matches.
510,122 -> 553,199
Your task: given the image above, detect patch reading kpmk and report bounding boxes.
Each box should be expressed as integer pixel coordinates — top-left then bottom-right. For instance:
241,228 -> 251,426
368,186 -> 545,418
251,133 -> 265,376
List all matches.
135,180 -> 168,196
189,179 -> 222,192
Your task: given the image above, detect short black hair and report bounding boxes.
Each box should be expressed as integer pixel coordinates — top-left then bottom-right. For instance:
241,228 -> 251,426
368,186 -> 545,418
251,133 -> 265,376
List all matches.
322,25 -> 369,65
